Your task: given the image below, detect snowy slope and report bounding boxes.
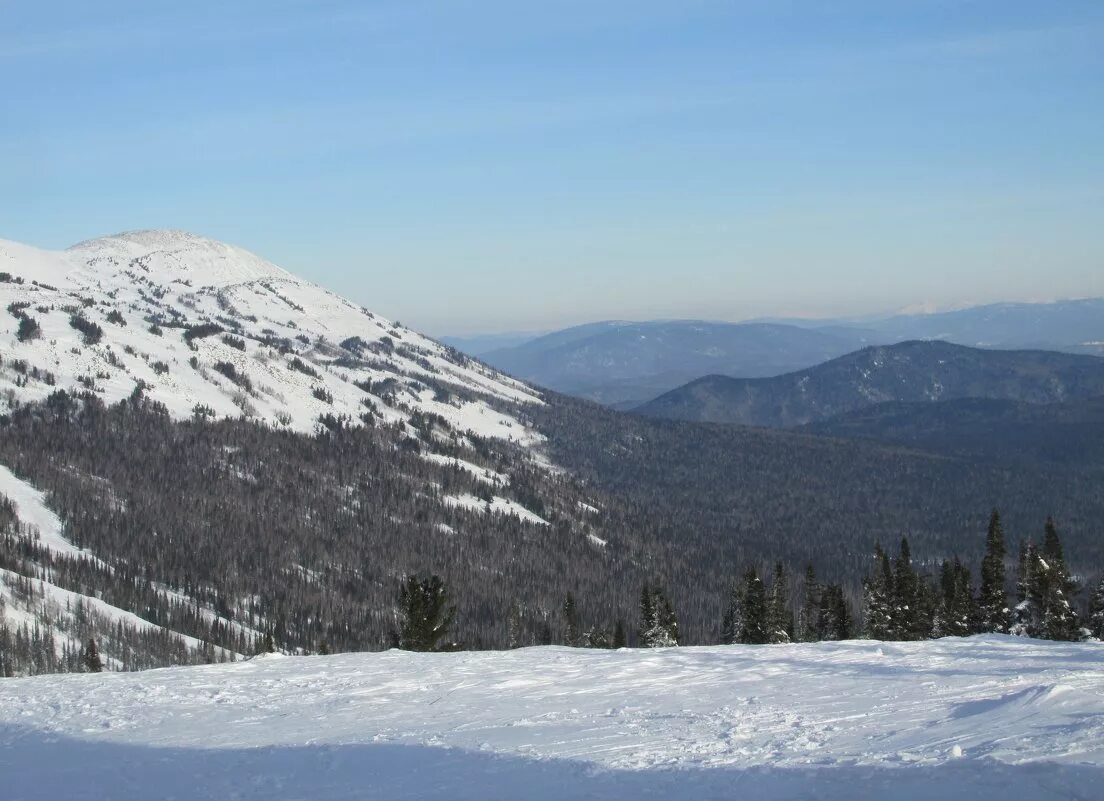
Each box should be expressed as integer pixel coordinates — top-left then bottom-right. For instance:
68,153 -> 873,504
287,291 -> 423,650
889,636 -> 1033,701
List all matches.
0,464 -> 85,559
0,568 -> 243,664
1,230 -> 542,443
0,463 -> 255,663
3,636 -> 1103,800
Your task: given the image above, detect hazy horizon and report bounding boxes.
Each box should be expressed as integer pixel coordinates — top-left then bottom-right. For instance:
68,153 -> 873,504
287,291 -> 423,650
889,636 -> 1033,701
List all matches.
4,1 -> 1102,335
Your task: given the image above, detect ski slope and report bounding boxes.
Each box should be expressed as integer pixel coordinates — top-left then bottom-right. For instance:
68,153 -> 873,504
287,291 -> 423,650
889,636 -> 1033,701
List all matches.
3,636 -> 1103,800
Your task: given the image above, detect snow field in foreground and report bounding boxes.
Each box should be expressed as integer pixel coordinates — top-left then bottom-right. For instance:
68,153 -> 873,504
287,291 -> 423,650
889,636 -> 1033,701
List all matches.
2,636 -> 1103,801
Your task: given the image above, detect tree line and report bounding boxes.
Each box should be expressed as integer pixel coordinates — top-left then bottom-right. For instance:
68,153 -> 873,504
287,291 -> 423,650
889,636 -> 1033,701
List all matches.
395,509 -> 1104,654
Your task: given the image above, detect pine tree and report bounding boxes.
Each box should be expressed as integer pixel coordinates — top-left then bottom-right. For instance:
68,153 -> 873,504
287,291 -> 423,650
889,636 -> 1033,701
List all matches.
658,593 -> 680,646
863,544 -> 894,640
767,562 -> 794,643
1088,578 -> 1104,640
398,574 -> 456,651
639,585 -> 679,647
954,558 -> 977,635
82,637 -> 103,673
536,618 -> 553,646
1041,518 -> 1080,641
721,584 -> 743,645
612,620 -> 627,649
978,509 -> 1009,633
798,565 -> 820,642
506,602 -> 523,649
1011,541 -> 1045,638
638,583 -> 655,644
934,557 -> 974,637
739,568 -> 769,644
818,585 -> 852,640
562,593 -> 581,647
892,538 -> 920,640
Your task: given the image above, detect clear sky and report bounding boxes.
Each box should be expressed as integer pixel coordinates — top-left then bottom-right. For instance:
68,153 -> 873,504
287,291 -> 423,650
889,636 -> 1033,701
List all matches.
2,1 -> 1102,335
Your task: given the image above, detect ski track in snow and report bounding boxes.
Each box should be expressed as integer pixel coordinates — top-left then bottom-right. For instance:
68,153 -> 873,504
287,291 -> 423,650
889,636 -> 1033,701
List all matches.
2,636 -> 1103,800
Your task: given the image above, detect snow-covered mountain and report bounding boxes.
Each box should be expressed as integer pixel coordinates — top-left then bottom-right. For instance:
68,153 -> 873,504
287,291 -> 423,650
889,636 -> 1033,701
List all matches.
2,230 -> 542,442
4,636 -> 1103,800
0,230 -> 558,669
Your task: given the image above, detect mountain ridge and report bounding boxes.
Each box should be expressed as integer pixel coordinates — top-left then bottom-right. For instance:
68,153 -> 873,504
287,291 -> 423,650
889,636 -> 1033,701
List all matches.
634,340 -> 1104,427
2,230 -> 543,440
480,320 -> 874,408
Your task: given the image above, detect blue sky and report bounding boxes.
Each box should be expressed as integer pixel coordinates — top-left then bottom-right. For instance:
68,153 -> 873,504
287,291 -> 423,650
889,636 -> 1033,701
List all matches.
2,1 -> 1102,335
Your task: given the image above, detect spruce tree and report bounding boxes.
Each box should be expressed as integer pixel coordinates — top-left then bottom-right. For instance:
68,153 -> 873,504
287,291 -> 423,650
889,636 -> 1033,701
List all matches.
398,574 -> 456,651
1011,541 -> 1045,638
739,568 -> 769,644
536,619 -> 553,646
638,582 -> 655,645
612,620 -> 627,649
82,638 -> 103,673
863,544 -> 894,640
818,585 -> 852,640
892,538 -> 919,640
978,509 -> 1009,633
1088,578 -> 1104,640
506,602 -> 523,649
798,565 -> 820,642
639,584 -> 678,647
721,584 -> 743,645
935,558 -> 974,637
1041,518 -> 1080,641
657,593 -> 680,646
562,593 -> 581,647
767,562 -> 794,643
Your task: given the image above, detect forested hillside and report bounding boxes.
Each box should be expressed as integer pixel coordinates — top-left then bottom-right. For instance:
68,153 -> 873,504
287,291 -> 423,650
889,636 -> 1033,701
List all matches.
536,392 -> 1104,581
805,396 -> 1104,465
0,391 -> 637,669
635,340 -> 1104,426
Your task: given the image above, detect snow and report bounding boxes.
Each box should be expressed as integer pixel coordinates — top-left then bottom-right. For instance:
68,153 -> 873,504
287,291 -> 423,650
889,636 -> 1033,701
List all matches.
0,230 -> 544,449
422,453 -> 508,485
2,636 -> 1103,800
0,465 -> 250,659
0,568 -> 240,660
442,493 -> 549,525
0,464 -> 86,560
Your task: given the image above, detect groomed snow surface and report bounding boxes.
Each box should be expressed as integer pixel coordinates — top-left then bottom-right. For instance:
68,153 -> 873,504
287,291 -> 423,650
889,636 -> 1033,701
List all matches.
3,636 -> 1103,800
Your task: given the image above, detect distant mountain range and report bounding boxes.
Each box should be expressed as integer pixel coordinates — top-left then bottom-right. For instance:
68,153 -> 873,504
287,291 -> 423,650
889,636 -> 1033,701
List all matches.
475,321 -> 875,408
838,298 -> 1104,354
456,299 -> 1104,408
634,340 -> 1104,427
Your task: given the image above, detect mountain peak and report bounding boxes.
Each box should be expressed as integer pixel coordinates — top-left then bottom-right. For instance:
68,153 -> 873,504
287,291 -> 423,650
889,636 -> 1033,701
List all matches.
66,229 -> 293,287
2,231 -> 542,440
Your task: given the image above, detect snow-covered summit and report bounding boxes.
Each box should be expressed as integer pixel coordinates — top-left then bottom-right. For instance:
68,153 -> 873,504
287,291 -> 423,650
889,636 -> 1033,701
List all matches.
1,230 -> 543,442
66,229 -> 296,287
